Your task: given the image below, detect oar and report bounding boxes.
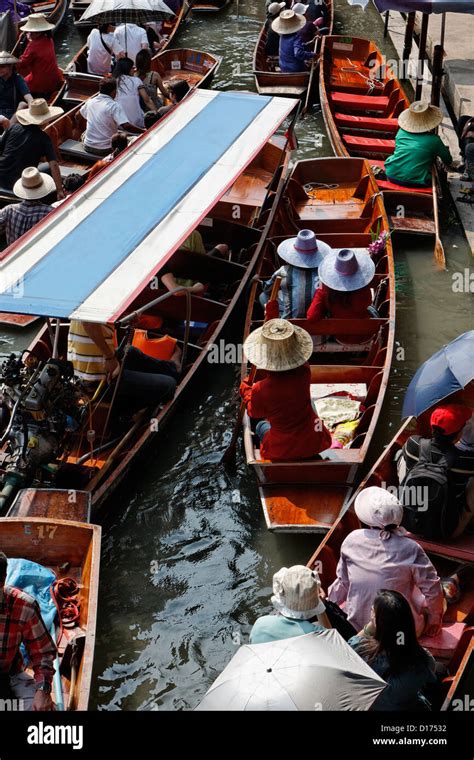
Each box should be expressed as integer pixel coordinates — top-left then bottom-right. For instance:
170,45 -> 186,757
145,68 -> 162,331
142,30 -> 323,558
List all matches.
302,35 -> 320,116
432,168 -> 446,270
221,276 -> 281,468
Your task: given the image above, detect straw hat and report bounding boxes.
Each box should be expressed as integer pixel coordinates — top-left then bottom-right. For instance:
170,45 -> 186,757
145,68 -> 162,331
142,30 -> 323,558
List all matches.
13,167 -> 56,200
277,229 -> 332,269
272,565 -> 326,620
0,51 -> 18,65
20,13 -> 55,33
318,248 -> 375,292
16,98 -> 63,126
268,1 -> 285,15
354,486 -> 403,532
243,318 -> 313,372
272,9 -> 306,35
398,101 -> 443,134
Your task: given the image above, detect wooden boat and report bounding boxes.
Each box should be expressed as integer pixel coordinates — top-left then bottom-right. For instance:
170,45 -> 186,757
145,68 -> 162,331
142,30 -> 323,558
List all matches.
62,46 -> 221,106
253,2 -> 333,99
320,35 -> 444,265
0,90 -> 298,516
190,0 -> 231,12
0,489 -> 100,710
240,157 -> 395,532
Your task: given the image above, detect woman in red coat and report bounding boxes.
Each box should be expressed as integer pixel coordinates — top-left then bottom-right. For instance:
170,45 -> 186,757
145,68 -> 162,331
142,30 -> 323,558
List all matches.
306,248 -> 375,345
17,14 -> 64,98
240,318 -> 331,461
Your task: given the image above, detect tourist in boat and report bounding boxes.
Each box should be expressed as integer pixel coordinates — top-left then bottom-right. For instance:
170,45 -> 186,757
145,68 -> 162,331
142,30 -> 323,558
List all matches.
0,551 -> 56,711
88,132 -> 129,179
154,78 -> 190,120
79,78 -> 144,157
135,49 -> 170,111
161,235 -> 230,296
272,9 -> 318,74
250,565 -> 331,643
113,22 -> 150,63
0,167 -> 56,245
265,2 -> 285,57
0,51 -> 32,123
0,98 -> 64,196
112,57 -> 158,129
383,102 -> 453,189
240,318 -> 332,460
86,23 -> 122,77
260,229 -> 331,319
16,14 -> 64,99
348,590 -> 437,711
327,486 -> 444,636
400,404 -> 474,539
306,248 -> 375,344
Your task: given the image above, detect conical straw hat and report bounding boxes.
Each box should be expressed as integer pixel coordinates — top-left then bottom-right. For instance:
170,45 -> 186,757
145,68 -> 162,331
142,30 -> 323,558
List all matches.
243,318 -> 313,372
398,101 -> 443,134
0,51 -> 19,65
20,13 -> 55,33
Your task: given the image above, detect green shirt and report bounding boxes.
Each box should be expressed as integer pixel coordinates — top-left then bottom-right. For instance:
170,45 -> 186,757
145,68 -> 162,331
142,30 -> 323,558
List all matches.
384,128 -> 452,187
249,614 -> 325,644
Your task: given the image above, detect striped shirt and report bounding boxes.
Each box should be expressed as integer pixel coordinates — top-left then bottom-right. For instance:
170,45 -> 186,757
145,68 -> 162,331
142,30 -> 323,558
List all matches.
0,200 -> 53,246
263,264 -> 320,319
0,585 -> 56,688
67,320 -> 115,382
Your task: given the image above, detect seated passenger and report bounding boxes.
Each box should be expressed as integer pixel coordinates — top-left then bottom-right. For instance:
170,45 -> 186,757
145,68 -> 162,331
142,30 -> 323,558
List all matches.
292,3 -> 317,45
88,132 -> 128,179
260,229 -> 331,319
265,3 -> 285,57
155,79 -> 190,119
0,51 -> 32,123
0,551 -> 56,711
306,248 -> 375,344
17,14 -> 64,99
112,57 -> 158,129
79,78 -> 143,157
327,486 -> 444,636
272,9 -> 318,74
384,102 -> 453,189
0,166 -> 56,246
86,23 -> 122,77
400,404 -> 474,539
348,590 -> 437,711
135,49 -> 169,111
240,318 -> 331,461
250,565 -> 331,643
161,232 -> 229,296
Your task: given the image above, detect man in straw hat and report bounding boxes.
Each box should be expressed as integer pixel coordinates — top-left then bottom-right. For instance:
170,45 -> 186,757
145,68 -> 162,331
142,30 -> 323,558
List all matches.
260,229 -> 331,319
0,98 -> 64,197
0,51 -> 32,124
240,318 -> 331,461
383,101 -> 453,189
16,13 -> 64,98
0,167 -> 56,246
272,8 -> 318,73
307,248 -> 375,344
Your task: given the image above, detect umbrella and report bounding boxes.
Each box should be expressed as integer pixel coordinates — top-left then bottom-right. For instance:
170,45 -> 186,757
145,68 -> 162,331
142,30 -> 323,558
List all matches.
77,0 -> 174,26
196,630 -> 386,711
402,331 -> 474,418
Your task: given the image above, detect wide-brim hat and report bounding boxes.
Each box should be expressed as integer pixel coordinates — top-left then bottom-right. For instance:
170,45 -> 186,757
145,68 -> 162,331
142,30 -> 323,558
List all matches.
16,98 -> 63,126
272,565 -> 326,620
398,101 -> 443,133
268,1 -> 286,15
318,248 -> 375,291
272,9 -> 306,34
277,228 -> 332,269
243,318 -> 313,372
20,13 -> 55,32
0,51 -> 18,65
354,486 -> 403,529
13,166 -> 56,200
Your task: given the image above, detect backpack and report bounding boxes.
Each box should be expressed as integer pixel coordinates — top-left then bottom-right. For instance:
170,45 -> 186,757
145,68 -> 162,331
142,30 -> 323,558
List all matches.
400,438 -> 456,540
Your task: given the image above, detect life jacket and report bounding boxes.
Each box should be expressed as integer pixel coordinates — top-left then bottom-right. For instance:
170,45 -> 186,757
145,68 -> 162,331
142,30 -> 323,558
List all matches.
132,330 -> 177,361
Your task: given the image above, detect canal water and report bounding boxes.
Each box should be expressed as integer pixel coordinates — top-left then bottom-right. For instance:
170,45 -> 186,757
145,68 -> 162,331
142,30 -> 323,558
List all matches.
3,0 -> 473,710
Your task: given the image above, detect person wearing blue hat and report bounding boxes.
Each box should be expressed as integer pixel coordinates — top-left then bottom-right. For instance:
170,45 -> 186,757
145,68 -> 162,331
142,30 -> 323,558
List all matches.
260,228 -> 331,319
306,248 -> 375,344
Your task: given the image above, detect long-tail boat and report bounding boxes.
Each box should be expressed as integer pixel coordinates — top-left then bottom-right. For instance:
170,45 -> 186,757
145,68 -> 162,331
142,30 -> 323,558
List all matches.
253,2 -> 333,100
0,89 -> 298,516
240,156 -> 395,532
320,35 -> 445,266
1,489 -> 100,710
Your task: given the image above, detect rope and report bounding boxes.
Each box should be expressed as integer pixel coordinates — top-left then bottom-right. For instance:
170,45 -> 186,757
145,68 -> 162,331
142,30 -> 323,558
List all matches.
50,578 -> 81,646
303,182 -> 340,198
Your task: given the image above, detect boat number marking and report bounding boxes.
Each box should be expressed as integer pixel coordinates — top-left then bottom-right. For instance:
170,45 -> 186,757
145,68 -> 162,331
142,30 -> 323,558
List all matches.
24,524 -> 58,539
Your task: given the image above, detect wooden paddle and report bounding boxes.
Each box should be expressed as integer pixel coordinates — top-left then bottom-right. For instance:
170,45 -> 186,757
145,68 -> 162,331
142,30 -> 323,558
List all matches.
221,276 -> 282,467
432,168 -> 446,270
302,35 -> 320,116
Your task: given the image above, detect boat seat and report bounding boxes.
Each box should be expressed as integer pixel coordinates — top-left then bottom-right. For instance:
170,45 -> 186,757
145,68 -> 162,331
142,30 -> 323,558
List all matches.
335,113 -> 399,133
0,187 -> 17,201
330,92 -> 389,112
419,622 -> 467,661
343,134 -> 395,155
59,139 -> 101,164
377,178 -> 432,194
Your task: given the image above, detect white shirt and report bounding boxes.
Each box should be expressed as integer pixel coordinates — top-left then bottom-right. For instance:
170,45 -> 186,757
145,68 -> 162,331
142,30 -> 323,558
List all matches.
113,24 -> 149,63
86,29 -> 120,76
115,75 -> 145,129
80,94 -> 129,150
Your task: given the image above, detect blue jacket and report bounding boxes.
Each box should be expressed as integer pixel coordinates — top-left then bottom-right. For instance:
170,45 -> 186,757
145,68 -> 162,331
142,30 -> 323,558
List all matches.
279,32 -> 315,73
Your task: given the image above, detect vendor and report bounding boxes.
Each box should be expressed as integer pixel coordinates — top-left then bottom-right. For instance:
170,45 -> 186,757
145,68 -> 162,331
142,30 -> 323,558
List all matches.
16,14 -> 64,99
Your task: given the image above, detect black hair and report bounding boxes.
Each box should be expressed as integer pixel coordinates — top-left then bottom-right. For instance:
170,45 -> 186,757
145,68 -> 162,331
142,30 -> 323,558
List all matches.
144,111 -> 162,129
0,552 -> 7,583
99,23 -> 113,34
99,77 -> 117,96
113,57 -> 134,79
431,426 -> 459,444
42,189 -> 58,206
63,173 -> 86,194
111,132 -> 128,154
168,79 -> 190,103
135,49 -> 152,75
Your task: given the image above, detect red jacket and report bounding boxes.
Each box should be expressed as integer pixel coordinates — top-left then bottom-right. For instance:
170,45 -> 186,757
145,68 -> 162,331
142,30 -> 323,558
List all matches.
17,37 -> 64,94
306,284 -> 373,344
240,363 -> 332,461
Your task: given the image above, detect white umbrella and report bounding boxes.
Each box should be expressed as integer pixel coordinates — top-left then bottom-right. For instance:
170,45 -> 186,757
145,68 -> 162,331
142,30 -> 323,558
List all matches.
77,0 -> 175,25
196,630 -> 387,711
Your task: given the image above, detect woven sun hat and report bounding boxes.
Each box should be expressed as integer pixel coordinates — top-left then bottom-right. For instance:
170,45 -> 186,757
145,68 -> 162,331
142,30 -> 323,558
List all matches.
13,167 -> 56,200
398,101 -> 443,134
271,8 -> 306,35
16,98 -> 63,126
243,318 -> 313,372
318,248 -> 375,292
292,3 -> 309,14
272,565 -> 326,620
277,229 -> 331,269
20,13 -> 55,33
0,51 -> 19,65
268,1 -> 286,14
355,486 -> 403,531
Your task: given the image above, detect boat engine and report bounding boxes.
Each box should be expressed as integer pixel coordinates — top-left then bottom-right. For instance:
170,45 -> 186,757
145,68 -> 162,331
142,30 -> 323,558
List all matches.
0,353 -> 82,510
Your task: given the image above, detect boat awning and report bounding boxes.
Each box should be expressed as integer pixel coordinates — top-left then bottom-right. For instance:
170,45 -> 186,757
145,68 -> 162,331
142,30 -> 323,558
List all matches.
0,89 -> 297,323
